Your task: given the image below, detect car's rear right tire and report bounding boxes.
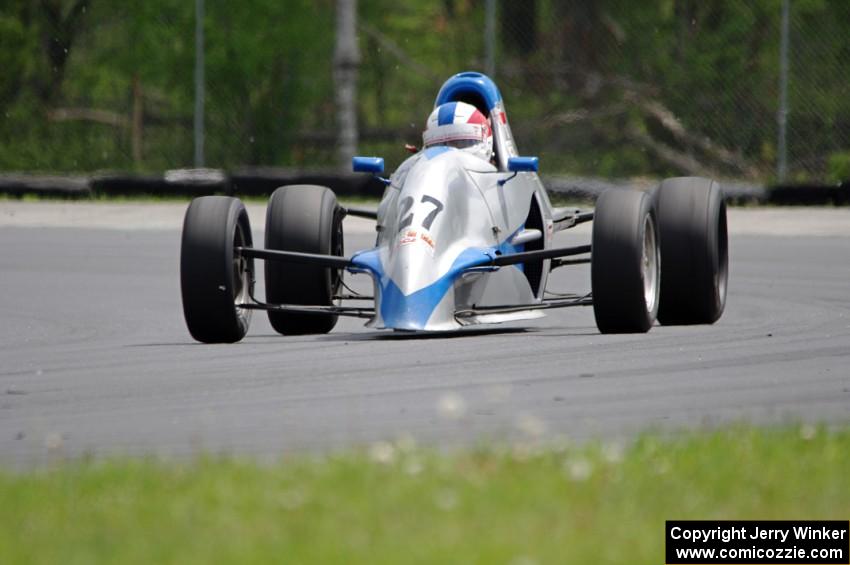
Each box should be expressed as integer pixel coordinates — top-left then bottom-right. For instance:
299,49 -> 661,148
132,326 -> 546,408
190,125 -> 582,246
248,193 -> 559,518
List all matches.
265,185 -> 343,335
591,189 -> 660,334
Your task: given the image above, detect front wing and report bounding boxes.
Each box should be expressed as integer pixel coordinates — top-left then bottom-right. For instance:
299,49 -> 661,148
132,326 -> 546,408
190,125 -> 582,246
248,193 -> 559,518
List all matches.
234,244 -> 593,321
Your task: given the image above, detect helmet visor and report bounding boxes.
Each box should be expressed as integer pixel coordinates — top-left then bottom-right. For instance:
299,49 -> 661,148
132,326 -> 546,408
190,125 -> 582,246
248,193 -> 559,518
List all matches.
422,123 -> 487,149
441,139 -> 480,149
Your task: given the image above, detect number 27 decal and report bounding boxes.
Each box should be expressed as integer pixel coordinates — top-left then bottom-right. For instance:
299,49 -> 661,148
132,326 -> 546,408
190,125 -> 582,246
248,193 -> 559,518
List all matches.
398,195 -> 444,232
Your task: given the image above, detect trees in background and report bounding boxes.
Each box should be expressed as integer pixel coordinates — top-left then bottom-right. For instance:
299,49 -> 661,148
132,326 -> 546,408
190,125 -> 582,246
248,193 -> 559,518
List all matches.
0,0 -> 847,181
0,0 -> 334,171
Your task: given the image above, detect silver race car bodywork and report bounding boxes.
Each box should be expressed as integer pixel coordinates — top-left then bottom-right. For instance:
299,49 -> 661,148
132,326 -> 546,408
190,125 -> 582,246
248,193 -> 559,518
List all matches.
180,72 -> 728,342
347,72 -> 590,331
352,148 -> 551,331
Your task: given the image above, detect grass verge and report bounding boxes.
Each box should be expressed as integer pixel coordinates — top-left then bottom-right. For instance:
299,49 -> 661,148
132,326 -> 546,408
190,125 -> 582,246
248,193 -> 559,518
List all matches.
1,425 -> 848,564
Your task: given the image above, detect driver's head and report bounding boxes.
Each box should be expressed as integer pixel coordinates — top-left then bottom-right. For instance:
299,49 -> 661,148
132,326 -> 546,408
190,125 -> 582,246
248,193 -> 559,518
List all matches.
422,101 -> 493,162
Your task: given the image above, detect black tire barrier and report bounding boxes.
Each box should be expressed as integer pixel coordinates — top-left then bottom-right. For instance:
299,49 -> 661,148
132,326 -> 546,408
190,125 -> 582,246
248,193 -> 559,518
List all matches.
1,170 -> 847,204
768,182 -> 850,206
0,174 -> 90,198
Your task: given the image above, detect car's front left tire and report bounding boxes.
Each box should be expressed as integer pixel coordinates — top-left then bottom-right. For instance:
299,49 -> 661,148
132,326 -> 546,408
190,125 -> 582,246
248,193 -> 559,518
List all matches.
591,189 -> 660,334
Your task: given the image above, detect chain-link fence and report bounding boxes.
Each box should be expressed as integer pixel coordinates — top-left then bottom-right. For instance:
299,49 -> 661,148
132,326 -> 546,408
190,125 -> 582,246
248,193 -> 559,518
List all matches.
1,0 -> 848,184
355,0 -> 850,183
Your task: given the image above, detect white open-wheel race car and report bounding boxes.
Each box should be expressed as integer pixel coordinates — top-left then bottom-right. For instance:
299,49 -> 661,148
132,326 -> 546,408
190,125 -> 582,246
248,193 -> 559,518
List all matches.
180,72 -> 728,343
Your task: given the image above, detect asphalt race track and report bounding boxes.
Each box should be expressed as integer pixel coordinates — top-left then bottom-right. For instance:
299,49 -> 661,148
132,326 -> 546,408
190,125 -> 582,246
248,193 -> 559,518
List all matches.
1,203 -> 849,467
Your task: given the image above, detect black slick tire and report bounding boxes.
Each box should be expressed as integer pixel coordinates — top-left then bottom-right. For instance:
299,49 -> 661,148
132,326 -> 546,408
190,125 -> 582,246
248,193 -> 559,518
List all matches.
654,177 -> 728,325
591,189 -> 660,333
180,196 -> 254,343
265,185 -> 343,335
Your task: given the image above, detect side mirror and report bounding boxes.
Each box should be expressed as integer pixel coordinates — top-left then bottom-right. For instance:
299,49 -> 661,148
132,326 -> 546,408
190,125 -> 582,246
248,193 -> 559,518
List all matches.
507,156 -> 539,173
352,156 -> 384,174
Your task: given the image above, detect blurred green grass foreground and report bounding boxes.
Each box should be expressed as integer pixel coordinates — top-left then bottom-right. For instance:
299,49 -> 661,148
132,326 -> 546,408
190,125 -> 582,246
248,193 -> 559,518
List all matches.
1,426 -> 848,564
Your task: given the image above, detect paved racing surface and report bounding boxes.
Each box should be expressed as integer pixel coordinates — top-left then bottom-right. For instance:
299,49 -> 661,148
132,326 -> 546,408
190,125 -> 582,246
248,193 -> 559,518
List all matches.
1,203 -> 849,466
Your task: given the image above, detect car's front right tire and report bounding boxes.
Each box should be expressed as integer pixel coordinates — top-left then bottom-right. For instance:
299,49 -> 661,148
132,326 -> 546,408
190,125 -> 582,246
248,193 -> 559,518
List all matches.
180,196 -> 254,343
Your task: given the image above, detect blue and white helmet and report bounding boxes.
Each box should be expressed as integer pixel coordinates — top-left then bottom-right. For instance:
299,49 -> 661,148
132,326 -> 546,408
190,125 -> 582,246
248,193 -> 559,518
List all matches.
423,101 -> 493,161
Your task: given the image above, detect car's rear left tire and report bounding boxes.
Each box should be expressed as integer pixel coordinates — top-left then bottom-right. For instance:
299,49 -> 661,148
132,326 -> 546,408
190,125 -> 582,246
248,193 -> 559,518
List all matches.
265,185 -> 343,335
654,177 -> 728,325
591,189 -> 660,333
180,196 -> 254,343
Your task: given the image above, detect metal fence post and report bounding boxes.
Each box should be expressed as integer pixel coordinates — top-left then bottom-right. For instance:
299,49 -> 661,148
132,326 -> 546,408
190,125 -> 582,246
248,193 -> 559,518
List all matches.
777,0 -> 790,182
485,0 -> 496,78
194,0 -> 205,168
335,0 -> 360,171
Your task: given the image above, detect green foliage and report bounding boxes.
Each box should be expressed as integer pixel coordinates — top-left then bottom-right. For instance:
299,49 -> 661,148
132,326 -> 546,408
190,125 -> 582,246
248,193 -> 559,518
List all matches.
1,426 -> 848,564
0,15 -> 28,104
827,151 -> 850,183
0,0 -> 336,172
0,0 -> 848,179
201,0 -> 336,167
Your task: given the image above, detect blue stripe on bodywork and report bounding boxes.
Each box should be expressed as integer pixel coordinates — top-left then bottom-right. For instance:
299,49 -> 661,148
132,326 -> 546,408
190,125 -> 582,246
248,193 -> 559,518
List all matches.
497,225 -> 525,272
349,224 -> 529,330
437,102 -> 458,125
350,247 -> 495,329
